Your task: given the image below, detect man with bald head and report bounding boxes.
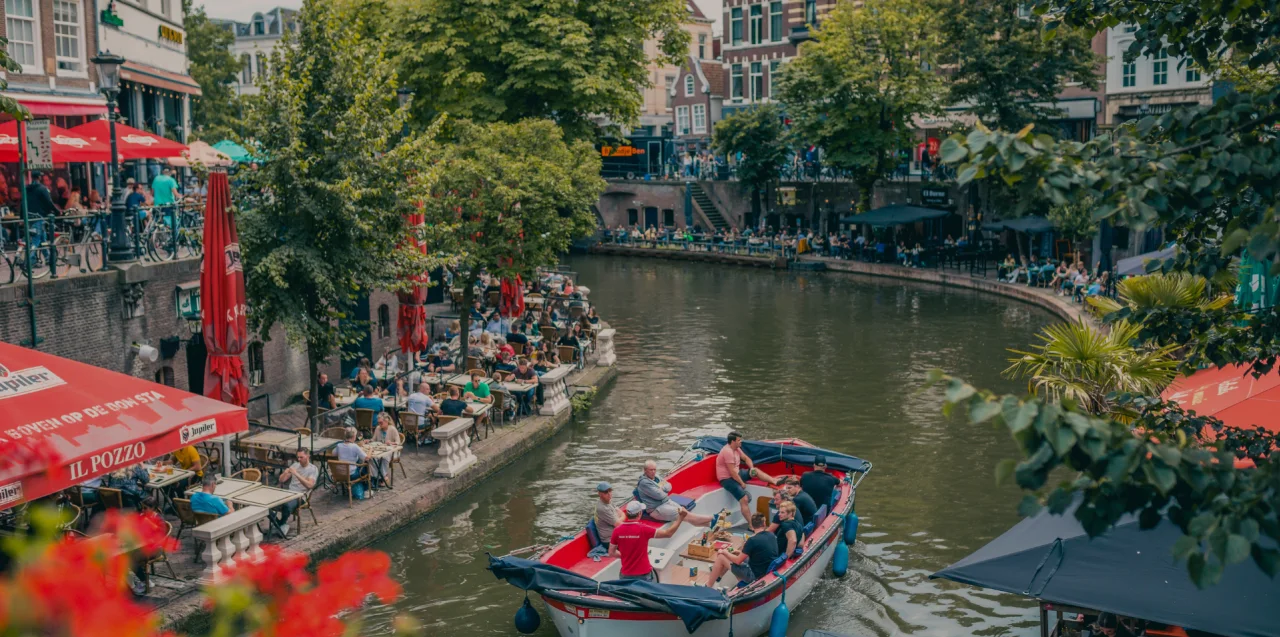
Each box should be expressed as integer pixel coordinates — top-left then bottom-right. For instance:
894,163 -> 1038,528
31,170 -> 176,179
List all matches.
635,460 -> 715,526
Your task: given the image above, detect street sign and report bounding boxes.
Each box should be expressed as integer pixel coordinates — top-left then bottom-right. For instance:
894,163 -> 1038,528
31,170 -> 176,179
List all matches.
25,120 -> 52,170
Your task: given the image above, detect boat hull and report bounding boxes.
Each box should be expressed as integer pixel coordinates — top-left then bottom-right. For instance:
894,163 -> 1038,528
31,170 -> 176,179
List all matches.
540,530 -> 840,637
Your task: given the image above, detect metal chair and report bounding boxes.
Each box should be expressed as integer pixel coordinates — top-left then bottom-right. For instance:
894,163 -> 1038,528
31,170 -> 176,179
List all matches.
147,521 -> 179,580
291,490 -> 318,537
354,408 -> 375,439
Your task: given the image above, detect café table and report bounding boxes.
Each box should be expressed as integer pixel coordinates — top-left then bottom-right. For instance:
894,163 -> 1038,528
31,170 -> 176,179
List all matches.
185,477 -> 261,500
143,464 -> 195,515
223,485 -> 304,538
446,374 -> 494,388
358,441 -> 402,489
497,380 -> 538,414
240,430 -> 300,448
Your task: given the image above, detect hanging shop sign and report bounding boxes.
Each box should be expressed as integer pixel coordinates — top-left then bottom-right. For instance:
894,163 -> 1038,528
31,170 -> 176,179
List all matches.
920,187 -> 950,207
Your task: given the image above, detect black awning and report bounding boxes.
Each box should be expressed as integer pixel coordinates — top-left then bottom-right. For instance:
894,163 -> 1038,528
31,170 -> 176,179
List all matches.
839,205 -> 951,227
984,216 -> 1053,233
932,499 -> 1280,637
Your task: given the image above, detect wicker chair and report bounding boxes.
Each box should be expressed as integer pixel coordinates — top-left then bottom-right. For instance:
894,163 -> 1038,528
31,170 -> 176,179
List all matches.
147,521 -> 179,579
97,487 -> 125,510
327,460 -> 371,505
354,408 -> 376,439
398,411 -> 427,448
173,498 -> 198,541
321,426 -> 347,440
290,490 -> 318,537
232,467 -> 262,483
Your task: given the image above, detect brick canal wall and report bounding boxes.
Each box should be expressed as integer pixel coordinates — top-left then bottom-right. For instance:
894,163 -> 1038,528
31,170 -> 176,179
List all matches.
588,243 -> 788,269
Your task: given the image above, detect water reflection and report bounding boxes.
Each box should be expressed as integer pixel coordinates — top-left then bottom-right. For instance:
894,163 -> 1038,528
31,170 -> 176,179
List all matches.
368,257 -> 1053,636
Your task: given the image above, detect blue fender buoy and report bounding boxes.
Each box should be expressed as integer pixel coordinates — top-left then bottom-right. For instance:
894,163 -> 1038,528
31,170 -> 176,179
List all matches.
515,595 -> 541,634
768,600 -> 790,637
832,539 -> 849,576
844,510 -> 859,546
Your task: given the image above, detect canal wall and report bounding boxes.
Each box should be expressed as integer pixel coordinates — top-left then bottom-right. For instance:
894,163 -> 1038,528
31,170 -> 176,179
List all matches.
160,360 -> 618,633
589,243 -> 787,269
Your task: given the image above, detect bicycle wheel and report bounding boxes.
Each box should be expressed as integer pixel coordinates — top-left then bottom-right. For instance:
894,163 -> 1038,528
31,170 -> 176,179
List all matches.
82,233 -> 103,272
52,235 -> 74,276
150,226 -> 175,261
26,245 -> 50,279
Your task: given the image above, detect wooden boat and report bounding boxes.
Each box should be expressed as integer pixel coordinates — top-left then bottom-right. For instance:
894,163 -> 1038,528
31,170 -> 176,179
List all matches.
494,438 -> 871,637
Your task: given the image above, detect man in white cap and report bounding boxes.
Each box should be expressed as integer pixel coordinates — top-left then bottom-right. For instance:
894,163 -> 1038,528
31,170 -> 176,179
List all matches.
593,482 -> 622,548
608,500 -> 687,582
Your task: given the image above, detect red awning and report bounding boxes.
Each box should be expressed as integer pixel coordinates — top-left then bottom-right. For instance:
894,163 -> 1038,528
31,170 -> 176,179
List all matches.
17,100 -> 108,117
1163,364 -> 1280,432
0,120 -> 111,163
69,119 -> 189,160
0,341 -> 247,510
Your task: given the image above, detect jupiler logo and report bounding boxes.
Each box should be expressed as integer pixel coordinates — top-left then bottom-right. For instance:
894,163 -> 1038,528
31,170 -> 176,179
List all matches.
0,364 -> 66,401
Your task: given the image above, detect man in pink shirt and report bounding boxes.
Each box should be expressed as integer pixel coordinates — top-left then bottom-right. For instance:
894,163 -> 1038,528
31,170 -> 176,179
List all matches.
717,432 -> 778,523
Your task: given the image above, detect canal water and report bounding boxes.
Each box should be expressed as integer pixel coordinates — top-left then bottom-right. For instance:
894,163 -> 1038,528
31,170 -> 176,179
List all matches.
365,256 -> 1057,637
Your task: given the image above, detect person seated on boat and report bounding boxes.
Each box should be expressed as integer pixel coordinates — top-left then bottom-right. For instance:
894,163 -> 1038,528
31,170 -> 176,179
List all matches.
800,456 -> 840,510
782,476 -> 818,524
717,432 -> 778,523
636,460 -> 714,526
593,482 -> 622,549
770,500 -> 803,558
704,513 -> 777,588
608,501 -> 688,582
768,491 -> 804,531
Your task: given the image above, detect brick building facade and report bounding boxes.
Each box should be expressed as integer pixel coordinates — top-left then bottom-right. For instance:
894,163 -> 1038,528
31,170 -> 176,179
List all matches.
670,55 -> 724,153
720,0 -> 836,114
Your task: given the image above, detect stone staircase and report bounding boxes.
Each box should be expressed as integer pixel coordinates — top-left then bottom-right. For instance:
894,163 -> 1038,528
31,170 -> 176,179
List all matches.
689,182 -> 730,231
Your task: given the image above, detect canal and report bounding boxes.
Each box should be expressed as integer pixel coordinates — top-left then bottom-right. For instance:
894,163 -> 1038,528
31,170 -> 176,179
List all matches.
366,256 -> 1057,636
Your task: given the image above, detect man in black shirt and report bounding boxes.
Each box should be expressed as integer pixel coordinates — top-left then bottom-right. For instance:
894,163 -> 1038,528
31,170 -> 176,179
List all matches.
316,372 -> 337,410
783,476 -> 818,523
439,386 -> 472,417
800,456 -> 840,511
706,514 -> 778,587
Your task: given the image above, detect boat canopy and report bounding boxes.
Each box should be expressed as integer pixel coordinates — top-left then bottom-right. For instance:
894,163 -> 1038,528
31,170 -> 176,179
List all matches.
692,437 -> 872,474
487,555 -> 730,633
931,498 -> 1280,637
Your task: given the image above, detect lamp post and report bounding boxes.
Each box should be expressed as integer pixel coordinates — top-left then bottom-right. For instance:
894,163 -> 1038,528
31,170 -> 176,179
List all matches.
93,51 -> 135,263
396,87 -> 413,141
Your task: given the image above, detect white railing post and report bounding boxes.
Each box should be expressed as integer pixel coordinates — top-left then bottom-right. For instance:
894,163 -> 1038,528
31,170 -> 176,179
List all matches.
538,364 -> 572,416
433,417 -> 479,478
191,505 -> 270,584
595,328 -> 617,367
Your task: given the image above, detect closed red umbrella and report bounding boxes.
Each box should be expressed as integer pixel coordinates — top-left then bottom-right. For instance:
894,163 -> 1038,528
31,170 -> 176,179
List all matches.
397,211 -> 428,355
201,171 -> 249,407
499,276 -> 524,318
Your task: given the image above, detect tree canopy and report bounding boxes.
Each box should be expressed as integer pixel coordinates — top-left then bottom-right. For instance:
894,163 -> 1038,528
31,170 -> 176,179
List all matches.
184,0 -> 246,140
775,0 -> 941,212
385,0 -> 690,139
712,104 -> 790,222
412,118 -> 604,340
237,0 -> 437,414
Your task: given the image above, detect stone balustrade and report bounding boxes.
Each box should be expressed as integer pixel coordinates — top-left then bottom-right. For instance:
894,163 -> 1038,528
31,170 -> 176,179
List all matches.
433,417 -> 478,478
595,328 -> 617,367
538,364 -> 573,416
192,505 -> 269,583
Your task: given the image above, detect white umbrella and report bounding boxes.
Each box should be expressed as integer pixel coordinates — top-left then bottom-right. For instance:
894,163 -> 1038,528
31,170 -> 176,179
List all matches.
169,140 -> 234,168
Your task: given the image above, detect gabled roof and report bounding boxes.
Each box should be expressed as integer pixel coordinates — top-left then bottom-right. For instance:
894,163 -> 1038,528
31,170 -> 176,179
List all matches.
686,0 -> 708,21
669,55 -> 724,98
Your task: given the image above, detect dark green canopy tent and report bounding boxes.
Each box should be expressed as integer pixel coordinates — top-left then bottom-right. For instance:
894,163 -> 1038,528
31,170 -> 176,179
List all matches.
983,216 -> 1053,233
840,205 -> 951,228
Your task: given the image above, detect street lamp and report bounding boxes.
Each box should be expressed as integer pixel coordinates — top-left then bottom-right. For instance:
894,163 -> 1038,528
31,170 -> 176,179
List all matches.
93,51 -> 135,263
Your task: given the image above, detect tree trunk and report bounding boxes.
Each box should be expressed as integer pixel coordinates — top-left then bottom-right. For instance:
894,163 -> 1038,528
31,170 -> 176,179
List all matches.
751,187 -> 762,229
307,347 -> 319,429
458,275 -> 478,365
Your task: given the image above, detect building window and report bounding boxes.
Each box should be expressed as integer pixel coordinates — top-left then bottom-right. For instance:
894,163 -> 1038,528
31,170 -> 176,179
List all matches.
154,367 -> 175,387
805,0 -> 818,26
1122,61 -> 1135,87
53,0 -> 83,74
160,0 -> 170,18
665,74 -> 676,108
750,5 -> 763,45
730,8 -> 743,46
698,34 -> 707,59
378,304 -> 391,338
685,74 -> 695,97
627,209 -> 639,225
253,13 -> 265,35
1186,65 -> 1201,82
676,105 -> 691,135
731,64 -> 744,99
247,342 -> 265,386
692,104 -> 707,134
770,59 -> 780,81
750,62 -> 764,100
663,209 -> 675,226
1152,49 -> 1168,85
241,54 -> 253,84
770,1 -> 783,42
1123,24 -> 1137,33
5,0 -> 40,74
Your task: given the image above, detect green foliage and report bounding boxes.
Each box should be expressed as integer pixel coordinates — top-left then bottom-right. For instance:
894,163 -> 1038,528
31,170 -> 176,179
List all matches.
412,118 -> 604,340
774,0 -> 941,211
184,0 -> 247,140
1005,320 -> 1179,415
0,35 -> 26,118
936,0 -> 1101,132
712,104 -> 790,217
385,0 -> 689,139
571,387 -> 598,415
1089,273 -> 1234,323
238,0 -> 438,385
932,370 -> 1280,589
1045,196 -> 1098,246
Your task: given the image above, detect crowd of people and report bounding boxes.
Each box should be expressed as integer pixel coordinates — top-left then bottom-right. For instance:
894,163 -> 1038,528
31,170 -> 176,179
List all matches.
591,432 -> 841,590
1001,256 -> 1111,302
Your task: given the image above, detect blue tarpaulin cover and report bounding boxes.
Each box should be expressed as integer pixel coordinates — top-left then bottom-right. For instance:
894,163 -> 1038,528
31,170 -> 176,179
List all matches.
692,437 -> 872,474
487,555 -> 731,633
931,499 -> 1280,637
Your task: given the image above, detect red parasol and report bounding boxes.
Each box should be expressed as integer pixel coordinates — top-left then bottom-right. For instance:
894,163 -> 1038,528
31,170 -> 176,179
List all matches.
499,276 -> 525,318
69,119 -> 189,160
397,211 -> 428,354
0,121 -> 111,163
1162,364 -> 1280,433
201,172 -> 249,407
0,341 -> 247,510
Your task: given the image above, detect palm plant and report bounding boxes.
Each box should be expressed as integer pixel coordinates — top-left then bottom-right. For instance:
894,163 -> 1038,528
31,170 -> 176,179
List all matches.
1004,320 -> 1179,415
1089,272 -> 1234,317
